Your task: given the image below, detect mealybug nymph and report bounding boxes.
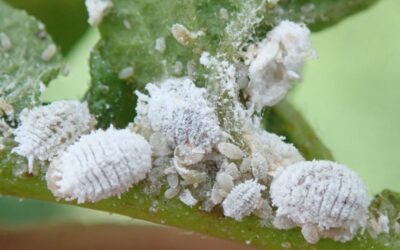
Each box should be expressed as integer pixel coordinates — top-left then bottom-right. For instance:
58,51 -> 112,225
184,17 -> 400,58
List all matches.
46,127 -> 152,203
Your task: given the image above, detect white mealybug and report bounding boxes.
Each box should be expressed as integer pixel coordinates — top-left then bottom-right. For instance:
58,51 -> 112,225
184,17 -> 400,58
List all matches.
41,44 -> 57,62
244,127 -> 304,181
85,0 -> 113,26
0,32 -> 12,51
179,189 -> 198,207
222,180 -> 266,221
171,24 -> 204,47
217,142 -> 245,160
135,78 -> 222,154
155,37 -> 166,53
270,160 -> 370,244
13,101 -> 95,173
46,127 -> 152,203
118,66 -> 134,80
219,8 -> 229,20
246,20 -> 315,111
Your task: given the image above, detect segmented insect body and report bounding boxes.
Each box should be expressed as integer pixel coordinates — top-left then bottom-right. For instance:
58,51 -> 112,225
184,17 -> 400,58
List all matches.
270,160 -> 370,244
135,78 -> 222,154
222,180 -> 266,221
244,127 -> 304,180
46,127 -> 152,203
13,101 -> 95,172
246,20 -> 315,111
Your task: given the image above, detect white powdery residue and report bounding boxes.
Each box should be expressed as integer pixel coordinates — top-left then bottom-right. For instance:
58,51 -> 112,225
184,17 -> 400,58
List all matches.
244,126 -> 304,178
246,20 -> 315,111
149,132 -> 172,157
301,3 -> 315,13
41,44 -> 57,62
12,101 -> 96,173
270,160 -> 370,244
0,100 -> 14,144
0,32 -> 12,51
171,24 -> 204,47
174,159 -> 207,185
61,64 -> 70,77
123,19 -> 131,29
173,61 -> 183,76
368,213 -> 390,238
200,52 -> 237,97
155,37 -> 166,53
186,60 -> 197,78
46,127 -> 152,203
85,0 -> 113,26
222,180 -> 266,221
174,144 -> 204,166
378,214 -> 390,234
39,81 -> 46,93
224,0 -> 265,50
179,189 -> 198,207
268,0 -> 280,4
219,8 -> 229,20
118,66 -> 134,80
217,142 -> 244,160
135,78 -> 222,153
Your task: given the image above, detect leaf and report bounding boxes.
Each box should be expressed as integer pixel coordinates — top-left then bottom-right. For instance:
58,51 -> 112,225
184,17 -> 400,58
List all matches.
86,0 -> 379,127
0,138 -> 398,249
5,0 -> 89,54
263,0 -> 380,32
0,0 -> 62,116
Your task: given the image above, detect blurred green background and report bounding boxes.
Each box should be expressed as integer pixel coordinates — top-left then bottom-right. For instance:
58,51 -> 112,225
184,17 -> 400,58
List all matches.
1,0 -> 399,228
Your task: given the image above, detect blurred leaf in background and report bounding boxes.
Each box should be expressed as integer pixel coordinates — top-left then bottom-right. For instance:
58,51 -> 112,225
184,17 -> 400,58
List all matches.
5,0 -> 88,54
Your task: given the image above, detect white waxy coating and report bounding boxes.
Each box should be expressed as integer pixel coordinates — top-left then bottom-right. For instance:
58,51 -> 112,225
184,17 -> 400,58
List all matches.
41,44 -> 57,62
222,180 -> 266,221
217,142 -> 245,160
216,172 -> 234,192
171,24 -> 203,46
173,61 -> 184,76
179,189 -> 197,207
13,101 -> 95,173
155,37 -> 166,53
85,0 -> 113,26
244,126 -> 304,177
219,8 -> 229,20
174,144 -> 204,166
174,159 -> 207,185
135,78 -> 222,153
46,127 -> 152,203
247,20 -> 315,111
118,66 -> 134,80
0,32 -> 12,51
270,160 -> 370,243
167,173 -> 179,189
165,187 -> 181,199
149,132 -> 172,157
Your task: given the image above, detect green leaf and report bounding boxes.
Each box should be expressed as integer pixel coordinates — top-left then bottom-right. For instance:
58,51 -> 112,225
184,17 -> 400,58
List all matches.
0,0 -> 62,116
85,0 -> 380,127
263,0 -> 380,32
5,0 -> 89,54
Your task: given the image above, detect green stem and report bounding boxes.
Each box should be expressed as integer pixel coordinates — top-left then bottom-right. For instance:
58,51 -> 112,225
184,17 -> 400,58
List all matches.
263,100 -> 334,161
